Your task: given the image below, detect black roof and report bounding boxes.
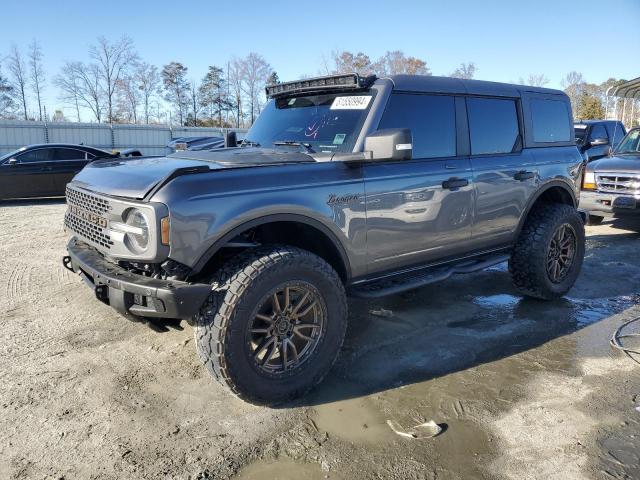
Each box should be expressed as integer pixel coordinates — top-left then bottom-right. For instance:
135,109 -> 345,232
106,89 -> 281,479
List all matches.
384,75 -> 565,97
21,143 -> 109,151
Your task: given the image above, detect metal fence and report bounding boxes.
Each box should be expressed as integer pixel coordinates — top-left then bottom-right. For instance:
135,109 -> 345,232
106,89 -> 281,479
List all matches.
0,120 -> 248,156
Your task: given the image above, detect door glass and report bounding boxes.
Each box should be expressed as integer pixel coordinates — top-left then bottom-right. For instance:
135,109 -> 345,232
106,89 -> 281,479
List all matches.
530,99 -> 571,142
17,149 -> 51,163
378,93 -> 456,159
51,148 -> 87,161
588,125 -> 608,142
467,98 -> 519,155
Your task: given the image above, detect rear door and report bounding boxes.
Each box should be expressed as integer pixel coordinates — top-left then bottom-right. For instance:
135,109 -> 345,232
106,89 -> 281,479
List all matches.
49,148 -> 93,193
0,148 -> 56,198
467,96 -> 537,249
363,93 -> 474,275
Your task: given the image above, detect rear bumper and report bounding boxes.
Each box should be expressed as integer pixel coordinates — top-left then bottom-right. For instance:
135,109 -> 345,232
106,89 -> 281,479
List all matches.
579,190 -> 640,217
63,238 -> 211,319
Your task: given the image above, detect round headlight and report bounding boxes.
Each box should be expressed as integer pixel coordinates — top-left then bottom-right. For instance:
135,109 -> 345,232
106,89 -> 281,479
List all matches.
124,209 -> 149,252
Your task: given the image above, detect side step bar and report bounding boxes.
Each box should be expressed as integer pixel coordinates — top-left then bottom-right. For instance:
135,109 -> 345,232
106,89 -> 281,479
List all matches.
348,253 -> 510,299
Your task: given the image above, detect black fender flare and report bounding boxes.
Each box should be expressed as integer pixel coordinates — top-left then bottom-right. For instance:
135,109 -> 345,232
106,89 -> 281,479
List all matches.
514,179 -> 578,238
191,213 -> 353,280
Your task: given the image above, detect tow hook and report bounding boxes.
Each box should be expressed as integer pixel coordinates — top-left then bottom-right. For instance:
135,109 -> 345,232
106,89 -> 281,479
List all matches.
62,256 -> 75,273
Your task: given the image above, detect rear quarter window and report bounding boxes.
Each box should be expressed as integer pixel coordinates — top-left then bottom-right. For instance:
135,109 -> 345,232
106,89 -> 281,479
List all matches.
530,99 -> 571,143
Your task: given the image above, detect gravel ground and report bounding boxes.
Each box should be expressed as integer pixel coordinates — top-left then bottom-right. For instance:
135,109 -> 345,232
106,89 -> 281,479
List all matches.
1,199 -> 639,480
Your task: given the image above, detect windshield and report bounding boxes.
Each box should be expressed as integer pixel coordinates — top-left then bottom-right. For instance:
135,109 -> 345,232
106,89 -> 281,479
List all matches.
0,147 -> 26,162
243,92 -> 374,153
574,126 -> 586,143
614,129 -> 640,155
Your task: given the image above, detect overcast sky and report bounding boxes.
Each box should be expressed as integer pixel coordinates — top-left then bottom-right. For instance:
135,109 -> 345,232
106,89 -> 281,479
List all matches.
1,0 -> 639,117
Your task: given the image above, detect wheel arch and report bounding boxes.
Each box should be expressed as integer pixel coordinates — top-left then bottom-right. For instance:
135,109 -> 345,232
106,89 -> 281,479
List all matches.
515,180 -> 578,238
192,213 -> 352,282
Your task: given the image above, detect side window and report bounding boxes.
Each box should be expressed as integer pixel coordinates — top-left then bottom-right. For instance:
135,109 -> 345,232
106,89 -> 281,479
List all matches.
530,99 -> 571,143
51,148 -> 87,161
589,125 -> 608,142
378,93 -> 456,159
607,124 -> 625,144
467,98 -> 519,155
17,149 -> 51,163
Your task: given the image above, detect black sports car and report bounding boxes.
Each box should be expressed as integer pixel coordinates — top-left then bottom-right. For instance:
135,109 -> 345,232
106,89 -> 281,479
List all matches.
0,143 -> 142,200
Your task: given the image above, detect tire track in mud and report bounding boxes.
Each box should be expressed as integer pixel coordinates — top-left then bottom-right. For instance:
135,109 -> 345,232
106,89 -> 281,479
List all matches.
1,262 -> 76,310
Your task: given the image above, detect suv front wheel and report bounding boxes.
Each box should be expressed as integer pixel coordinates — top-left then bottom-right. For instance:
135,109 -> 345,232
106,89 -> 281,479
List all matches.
193,246 -> 347,405
509,203 -> 585,300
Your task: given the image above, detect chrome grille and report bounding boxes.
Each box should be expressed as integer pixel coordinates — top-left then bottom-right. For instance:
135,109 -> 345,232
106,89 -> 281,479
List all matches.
65,187 -> 114,249
596,173 -> 640,195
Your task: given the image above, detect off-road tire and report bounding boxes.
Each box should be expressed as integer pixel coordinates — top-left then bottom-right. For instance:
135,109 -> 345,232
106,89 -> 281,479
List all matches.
193,245 -> 347,405
509,203 -> 585,300
588,214 -> 604,225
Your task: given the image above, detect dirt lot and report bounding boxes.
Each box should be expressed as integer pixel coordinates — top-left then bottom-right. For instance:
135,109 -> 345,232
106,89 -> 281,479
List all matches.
1,199 -> 639,480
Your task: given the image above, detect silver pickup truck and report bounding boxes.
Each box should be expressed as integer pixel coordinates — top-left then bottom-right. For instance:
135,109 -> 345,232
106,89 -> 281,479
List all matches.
580,127 -> 640,223
62,73 -> 585,404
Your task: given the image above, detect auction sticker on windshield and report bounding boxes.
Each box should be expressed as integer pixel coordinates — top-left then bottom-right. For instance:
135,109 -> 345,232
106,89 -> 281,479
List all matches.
331,96 -> 372,110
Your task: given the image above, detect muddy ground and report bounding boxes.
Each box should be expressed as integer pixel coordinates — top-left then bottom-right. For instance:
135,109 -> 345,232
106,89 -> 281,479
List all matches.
1,199 -> 639,480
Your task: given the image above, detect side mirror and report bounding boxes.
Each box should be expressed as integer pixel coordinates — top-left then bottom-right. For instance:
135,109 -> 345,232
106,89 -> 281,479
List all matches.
364,128 -> 413,161
225,131 -> 238,148
589,137 -> 608,147
6,157 -> 17,165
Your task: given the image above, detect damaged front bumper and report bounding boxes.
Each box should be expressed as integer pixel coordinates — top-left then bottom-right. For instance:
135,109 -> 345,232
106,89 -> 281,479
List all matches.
63,238 -> 211,319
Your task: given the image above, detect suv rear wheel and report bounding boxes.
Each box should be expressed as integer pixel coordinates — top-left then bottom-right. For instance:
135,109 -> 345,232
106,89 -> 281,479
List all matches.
193,246 -> 347,405
509,204 -> 585,300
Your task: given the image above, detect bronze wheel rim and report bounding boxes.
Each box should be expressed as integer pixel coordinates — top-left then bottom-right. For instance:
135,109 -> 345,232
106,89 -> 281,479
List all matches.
248,282 -> 325,375
546,223 -> 577,284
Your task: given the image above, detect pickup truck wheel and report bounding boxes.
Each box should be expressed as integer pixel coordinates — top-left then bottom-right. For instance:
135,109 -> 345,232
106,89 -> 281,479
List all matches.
509,204 -> 585,300
193,246 -> 347,405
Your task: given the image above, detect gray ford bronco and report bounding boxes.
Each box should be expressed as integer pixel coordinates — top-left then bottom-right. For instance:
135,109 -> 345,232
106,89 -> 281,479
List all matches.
63,73 -> 586,404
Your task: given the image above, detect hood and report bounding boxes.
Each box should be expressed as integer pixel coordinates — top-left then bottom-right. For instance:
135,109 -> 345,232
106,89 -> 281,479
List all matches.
588,154 -> 640,173
70,147 -> 316,199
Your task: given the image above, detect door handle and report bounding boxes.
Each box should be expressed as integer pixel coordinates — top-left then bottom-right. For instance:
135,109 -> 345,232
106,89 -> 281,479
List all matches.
514,170 -> 535,181
442,177 -> 469,190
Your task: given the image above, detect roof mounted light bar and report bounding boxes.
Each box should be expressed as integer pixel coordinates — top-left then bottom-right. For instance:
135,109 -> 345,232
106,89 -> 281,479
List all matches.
266,73 -> 377,98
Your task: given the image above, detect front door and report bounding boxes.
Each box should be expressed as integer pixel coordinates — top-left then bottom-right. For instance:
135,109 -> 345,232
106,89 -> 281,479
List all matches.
364,93 -> 474,276
49,148 -> 92,193
0,148 -> 56,199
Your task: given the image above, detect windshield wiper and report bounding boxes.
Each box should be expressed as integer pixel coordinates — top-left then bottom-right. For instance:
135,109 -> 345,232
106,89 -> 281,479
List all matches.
241,139 -> 261,147
273,140 -> 315,153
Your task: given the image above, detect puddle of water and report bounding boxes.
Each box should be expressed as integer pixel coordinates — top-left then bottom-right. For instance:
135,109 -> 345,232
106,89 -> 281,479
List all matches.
235,458 -> 331,480
472,294 -> 519,309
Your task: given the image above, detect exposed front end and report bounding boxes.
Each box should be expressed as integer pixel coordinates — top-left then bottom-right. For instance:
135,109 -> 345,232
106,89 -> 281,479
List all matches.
62,184 -> 210,319
580,171 -> 640,217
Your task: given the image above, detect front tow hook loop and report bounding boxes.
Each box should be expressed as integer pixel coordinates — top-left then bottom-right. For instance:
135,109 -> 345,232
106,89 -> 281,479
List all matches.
62,256 -> 75,273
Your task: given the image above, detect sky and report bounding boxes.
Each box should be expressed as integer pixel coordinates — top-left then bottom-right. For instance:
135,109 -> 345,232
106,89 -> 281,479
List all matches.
1,0 -> 639,118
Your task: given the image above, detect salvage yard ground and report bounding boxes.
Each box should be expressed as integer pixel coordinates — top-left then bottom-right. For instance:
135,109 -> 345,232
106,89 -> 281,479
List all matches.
1,199 -> 639,480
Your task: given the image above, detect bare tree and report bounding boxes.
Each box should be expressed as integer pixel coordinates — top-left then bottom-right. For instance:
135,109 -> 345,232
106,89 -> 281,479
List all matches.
561,71 -> 585,117
373,51 -> 430,76
519,74 -> 550,87
28,40 -> 45,121
0,66 -> 14,118
54,63 -> 82,122
331,51 -> 373,75
90,36 -> 138,123
115,74 -> 140,123
7,45 -> 29,120
161,61 -> 189,125
134,62 -> 160,124
187,80 -> 201,126
241,53 -> 271,124
450,62 -> 476,79
228,58 -> 245,128
55,61 -> 103,122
